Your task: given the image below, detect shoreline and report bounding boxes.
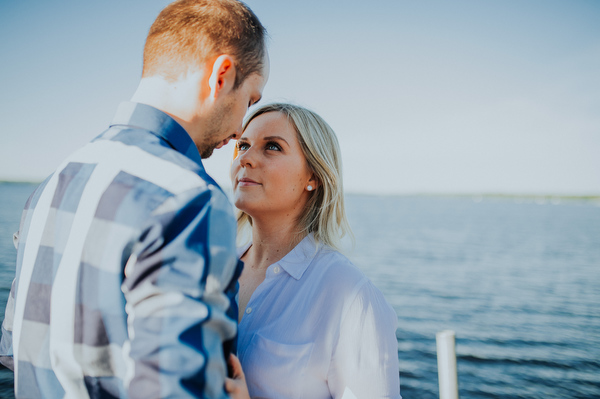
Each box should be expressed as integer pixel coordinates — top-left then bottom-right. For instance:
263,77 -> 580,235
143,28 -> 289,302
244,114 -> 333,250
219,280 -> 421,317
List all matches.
2,180 -> 599,203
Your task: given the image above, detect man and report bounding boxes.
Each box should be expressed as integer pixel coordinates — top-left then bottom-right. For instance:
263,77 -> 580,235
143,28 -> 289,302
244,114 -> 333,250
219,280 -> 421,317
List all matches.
0,0 -> 268,397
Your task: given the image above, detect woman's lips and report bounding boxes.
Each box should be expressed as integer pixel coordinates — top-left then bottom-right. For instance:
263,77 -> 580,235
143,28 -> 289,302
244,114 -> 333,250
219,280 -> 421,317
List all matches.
238,177 -> 261,187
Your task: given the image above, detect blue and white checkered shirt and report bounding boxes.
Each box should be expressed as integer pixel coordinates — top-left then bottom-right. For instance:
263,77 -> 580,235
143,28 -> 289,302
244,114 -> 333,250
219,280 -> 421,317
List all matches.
0,102 -> 242,398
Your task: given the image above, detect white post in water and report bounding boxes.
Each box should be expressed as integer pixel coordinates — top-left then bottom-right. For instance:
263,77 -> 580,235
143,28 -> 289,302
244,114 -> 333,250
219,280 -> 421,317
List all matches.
436,330 -> 459,399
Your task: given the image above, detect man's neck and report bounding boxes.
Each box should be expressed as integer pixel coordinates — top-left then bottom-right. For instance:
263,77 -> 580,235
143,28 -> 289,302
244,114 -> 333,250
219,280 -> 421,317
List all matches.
130,72 -> 208,141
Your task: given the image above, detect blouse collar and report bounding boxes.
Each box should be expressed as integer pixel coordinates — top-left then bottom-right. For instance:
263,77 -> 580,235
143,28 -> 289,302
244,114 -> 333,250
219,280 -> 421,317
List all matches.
237,233 -> 320,281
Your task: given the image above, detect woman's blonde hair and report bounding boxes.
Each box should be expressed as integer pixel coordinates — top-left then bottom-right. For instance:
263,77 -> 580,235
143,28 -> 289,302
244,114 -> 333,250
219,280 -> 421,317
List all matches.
235,103 -> 352,250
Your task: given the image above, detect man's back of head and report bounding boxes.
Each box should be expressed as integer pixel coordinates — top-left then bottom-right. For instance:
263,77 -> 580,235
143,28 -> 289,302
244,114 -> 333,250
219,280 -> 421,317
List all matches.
131,0 -> 270,158
143,0 -> 267,89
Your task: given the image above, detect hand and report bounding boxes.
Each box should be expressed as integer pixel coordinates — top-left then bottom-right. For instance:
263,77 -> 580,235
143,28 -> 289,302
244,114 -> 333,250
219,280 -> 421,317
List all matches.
225,354 -> 250,399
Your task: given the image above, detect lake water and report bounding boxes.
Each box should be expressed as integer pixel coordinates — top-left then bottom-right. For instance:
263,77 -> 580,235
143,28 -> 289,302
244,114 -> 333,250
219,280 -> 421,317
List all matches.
1,182 -> 599,398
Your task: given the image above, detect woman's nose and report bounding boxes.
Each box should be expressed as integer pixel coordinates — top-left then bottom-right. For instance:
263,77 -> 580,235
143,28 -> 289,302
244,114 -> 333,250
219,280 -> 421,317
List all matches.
238,148 -> 255,168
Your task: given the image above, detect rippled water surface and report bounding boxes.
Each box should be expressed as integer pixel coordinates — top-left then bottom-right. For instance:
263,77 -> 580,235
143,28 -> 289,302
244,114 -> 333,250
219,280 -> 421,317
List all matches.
1,182 -> 599,398
346,194 -> 600,399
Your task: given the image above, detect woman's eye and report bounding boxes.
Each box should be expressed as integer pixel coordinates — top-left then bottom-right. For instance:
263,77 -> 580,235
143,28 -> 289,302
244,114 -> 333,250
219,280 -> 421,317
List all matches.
237,142 -> 250,151
266,142 -> 281,151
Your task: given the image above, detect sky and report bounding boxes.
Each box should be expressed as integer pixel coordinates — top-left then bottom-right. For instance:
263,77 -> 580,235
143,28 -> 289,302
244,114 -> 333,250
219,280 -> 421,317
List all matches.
1,0 -> 599,195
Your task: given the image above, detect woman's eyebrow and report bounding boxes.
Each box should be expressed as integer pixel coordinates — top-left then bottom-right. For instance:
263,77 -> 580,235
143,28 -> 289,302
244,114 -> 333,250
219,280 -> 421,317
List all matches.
263,136 -> 289,145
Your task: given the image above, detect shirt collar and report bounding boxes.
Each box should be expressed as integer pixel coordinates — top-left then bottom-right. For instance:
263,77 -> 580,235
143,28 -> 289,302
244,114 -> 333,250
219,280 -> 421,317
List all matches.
110,102 -> 202,166
237,234 -> 320,281
278,234 -> 319,280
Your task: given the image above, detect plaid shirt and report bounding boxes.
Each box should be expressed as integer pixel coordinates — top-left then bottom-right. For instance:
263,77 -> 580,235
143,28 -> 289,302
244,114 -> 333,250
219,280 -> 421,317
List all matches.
0,102 -> 242,398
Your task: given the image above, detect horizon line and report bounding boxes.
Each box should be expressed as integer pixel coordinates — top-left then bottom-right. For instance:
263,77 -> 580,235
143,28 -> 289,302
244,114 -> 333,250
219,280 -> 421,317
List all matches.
2,179 -> 598,200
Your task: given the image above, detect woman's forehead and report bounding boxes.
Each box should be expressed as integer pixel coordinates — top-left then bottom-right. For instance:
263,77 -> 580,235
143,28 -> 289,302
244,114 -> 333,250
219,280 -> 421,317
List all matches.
243,112 -> 295,140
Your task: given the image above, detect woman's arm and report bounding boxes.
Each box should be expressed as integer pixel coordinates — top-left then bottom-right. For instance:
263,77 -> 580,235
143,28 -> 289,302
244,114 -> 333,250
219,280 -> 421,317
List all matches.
327,281 -> 402,399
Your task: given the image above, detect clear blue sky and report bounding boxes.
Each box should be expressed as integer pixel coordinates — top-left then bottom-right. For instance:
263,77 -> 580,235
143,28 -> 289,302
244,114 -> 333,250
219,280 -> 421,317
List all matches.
1,0 -> 599,195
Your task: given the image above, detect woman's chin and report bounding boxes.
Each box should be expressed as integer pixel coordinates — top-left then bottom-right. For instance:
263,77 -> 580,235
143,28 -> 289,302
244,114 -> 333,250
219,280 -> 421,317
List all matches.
233,196 -> 253,213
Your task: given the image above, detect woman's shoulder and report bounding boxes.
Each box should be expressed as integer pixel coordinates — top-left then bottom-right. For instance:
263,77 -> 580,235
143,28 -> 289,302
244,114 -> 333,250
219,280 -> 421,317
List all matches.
312,246 -> 397,324
309,245 -> 386,299
313,246 -> 364,280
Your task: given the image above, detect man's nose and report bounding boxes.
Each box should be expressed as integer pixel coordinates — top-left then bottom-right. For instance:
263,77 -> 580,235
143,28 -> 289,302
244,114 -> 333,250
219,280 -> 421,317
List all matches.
231,123 -> 243,140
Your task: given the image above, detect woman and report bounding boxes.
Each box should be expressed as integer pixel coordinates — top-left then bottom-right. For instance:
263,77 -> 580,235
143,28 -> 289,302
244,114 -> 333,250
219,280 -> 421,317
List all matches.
226,103 -> 401,399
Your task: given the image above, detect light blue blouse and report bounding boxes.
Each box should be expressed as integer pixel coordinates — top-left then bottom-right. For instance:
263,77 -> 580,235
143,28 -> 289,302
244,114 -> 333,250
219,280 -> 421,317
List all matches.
237,234 -> 402,399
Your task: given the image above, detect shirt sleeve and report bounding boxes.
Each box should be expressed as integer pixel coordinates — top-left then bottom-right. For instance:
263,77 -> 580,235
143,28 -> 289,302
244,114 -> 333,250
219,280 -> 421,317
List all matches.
0,278 -> 16,371
0,230 -> 21,371
327,280 -> 402,399
121,187 -> 240,399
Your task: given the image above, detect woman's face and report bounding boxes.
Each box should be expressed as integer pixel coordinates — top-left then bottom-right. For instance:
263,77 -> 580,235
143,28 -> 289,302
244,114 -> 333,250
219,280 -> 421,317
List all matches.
230,111 -> 315,220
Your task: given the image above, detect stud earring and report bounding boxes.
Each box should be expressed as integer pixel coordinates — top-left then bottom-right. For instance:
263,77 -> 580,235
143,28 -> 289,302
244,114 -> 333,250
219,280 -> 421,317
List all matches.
307,185 -> 313,191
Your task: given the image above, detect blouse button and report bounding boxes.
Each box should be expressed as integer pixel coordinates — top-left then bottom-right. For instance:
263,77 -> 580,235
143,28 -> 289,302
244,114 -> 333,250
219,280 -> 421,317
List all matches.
246,307 -> 252,314
273,266 -> 281,274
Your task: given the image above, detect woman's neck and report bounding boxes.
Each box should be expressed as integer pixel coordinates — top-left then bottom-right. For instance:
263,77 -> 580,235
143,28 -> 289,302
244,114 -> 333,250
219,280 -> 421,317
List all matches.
245,216 -> 306,271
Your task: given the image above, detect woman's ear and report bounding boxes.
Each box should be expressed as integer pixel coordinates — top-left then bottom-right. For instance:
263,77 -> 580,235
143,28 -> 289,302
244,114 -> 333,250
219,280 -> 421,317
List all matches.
307,173 -> 320,191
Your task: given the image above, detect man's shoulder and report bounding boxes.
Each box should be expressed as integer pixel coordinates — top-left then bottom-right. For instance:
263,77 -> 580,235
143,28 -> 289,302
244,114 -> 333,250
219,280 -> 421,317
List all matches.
96,127 -> 203,178
75,130 -> 208,193
39,131 -> 224,230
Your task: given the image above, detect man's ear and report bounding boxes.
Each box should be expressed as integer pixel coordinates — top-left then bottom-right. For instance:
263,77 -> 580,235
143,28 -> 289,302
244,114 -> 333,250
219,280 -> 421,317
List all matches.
208,54 -> 236,100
